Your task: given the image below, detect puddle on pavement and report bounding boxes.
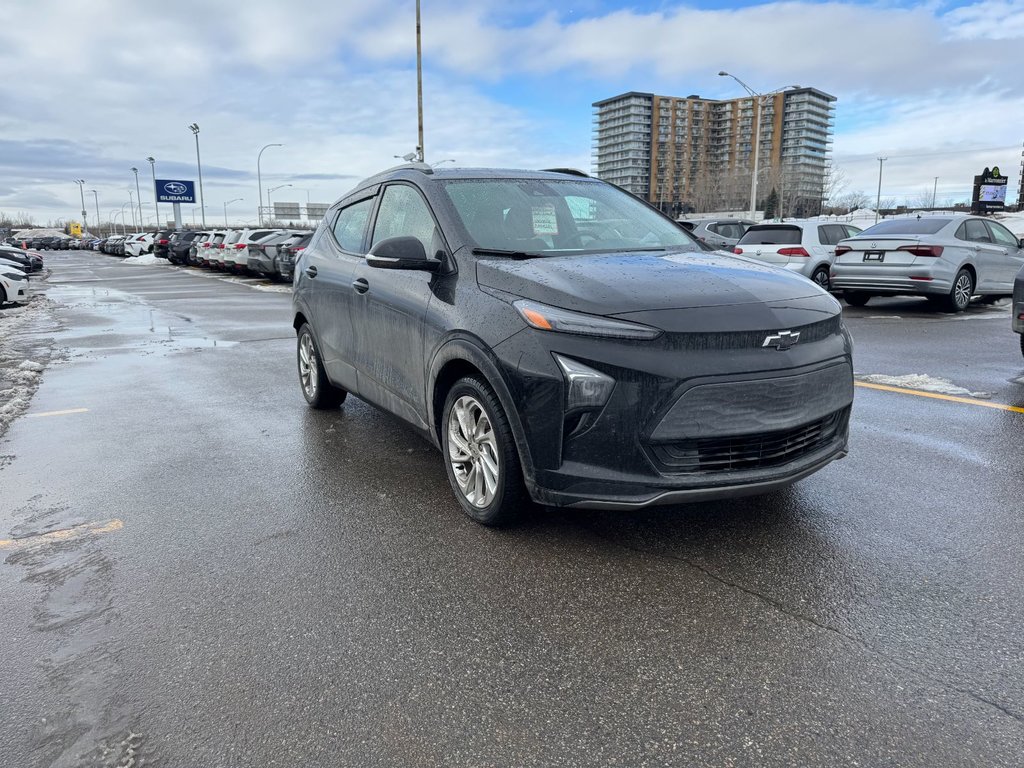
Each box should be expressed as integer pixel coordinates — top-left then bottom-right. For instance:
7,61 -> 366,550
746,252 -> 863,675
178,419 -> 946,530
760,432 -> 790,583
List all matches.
48,283 -> 238,358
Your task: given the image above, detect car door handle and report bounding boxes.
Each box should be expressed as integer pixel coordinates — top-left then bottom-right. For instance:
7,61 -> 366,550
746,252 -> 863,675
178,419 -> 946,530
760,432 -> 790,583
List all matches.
305,266 -> 318,278
352,278 -> 369,294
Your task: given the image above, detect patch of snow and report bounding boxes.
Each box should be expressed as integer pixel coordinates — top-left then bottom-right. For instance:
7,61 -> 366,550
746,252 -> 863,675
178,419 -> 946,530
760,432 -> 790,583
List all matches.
857,373 -> 991,399
18,360 -> 44,372
121,254 -> 163,266
252,283 -> 292,293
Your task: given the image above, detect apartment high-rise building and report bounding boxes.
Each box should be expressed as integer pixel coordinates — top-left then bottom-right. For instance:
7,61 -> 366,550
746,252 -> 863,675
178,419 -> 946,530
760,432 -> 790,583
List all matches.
592,88 -> 836,217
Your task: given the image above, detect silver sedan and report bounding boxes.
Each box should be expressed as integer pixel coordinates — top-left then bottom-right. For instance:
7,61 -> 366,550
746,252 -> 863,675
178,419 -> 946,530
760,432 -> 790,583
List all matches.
831,215 -> 1024,312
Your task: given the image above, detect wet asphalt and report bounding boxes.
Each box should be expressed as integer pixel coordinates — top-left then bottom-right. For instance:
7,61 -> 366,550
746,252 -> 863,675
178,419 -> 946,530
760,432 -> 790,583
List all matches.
2,250 -> 1023,767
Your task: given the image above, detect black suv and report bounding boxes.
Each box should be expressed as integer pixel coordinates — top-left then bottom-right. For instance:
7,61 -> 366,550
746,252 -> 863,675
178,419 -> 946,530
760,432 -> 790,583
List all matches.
153,229 -> 175,259
292,166 -> 854,525
167,230 -> 202,265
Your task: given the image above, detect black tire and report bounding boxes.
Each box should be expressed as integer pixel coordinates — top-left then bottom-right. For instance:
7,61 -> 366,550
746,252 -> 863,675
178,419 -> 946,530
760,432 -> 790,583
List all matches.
844,291 -> 871,307
811,265 -> 830,291
441,376 -> 528,526
944,268 -> 974,313
296,324 -> 346,409
1020,333 -> 1024,359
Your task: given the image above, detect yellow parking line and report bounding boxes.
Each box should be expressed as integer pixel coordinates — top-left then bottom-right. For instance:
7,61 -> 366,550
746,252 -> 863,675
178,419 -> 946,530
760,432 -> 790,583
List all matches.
26,408 -> 89,418
0,519 -> 123,550
855,381 -> 1024,414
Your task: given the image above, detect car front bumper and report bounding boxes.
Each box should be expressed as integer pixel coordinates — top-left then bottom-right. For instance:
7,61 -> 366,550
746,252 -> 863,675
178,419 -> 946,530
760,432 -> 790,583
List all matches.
491,307 -> 854,509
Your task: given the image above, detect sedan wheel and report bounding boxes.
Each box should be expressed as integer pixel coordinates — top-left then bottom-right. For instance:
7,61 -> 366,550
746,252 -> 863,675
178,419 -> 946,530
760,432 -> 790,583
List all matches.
945,269 -> 974,313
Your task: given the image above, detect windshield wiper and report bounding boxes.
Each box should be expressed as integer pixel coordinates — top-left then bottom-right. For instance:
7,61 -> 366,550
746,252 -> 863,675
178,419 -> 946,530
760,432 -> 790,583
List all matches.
471,247 -> 544,259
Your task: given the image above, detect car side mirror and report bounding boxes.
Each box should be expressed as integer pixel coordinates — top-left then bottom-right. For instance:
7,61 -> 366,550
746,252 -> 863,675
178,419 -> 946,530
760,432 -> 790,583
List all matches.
366,236 -> 440,271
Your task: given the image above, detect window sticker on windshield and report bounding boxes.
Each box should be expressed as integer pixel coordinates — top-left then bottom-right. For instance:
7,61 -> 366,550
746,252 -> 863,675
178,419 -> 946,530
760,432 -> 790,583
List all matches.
532,204 -> 558,236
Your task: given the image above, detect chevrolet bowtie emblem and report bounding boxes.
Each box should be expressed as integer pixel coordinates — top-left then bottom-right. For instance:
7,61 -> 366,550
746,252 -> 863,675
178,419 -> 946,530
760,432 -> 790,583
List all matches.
763,330 -> 801,350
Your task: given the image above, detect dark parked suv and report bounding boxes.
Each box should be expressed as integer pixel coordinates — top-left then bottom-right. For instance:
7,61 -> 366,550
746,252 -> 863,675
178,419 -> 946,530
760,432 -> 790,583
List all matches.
292,166 -> 854,525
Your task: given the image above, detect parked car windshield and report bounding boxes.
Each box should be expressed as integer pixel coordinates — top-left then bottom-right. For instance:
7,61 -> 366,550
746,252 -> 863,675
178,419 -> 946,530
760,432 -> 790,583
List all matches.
737,225 -> 802,245
440,178 -> 696,255
856,218 -> 952,236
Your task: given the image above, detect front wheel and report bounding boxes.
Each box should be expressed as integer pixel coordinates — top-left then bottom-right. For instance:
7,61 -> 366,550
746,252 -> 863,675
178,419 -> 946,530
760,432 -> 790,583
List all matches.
297,324 -> 346,409
441,376 -> 528,526
944,269 -> 974,313
1019,333 -> 1024,359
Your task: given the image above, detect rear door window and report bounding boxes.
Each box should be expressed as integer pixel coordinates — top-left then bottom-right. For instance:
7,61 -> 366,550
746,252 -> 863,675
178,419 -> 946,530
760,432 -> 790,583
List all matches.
737,225 -> 802,245
959,219 -> 991,243
331,198 -> 374,253
714,223 -> 746,240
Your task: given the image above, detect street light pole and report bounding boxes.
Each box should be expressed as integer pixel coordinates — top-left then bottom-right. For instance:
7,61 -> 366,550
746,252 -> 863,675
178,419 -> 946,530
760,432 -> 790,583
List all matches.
267,184 -> 292,221
932,176 -> 939,208
224,198 -> 243,226
120,202 -> 131,234
130,167 -> 143,227
257,143 -> 283,225
416,0 -> 424,162
719,72 -> 801,221
109,208 -> 119,236
189,123 -> 206,227
90,190 -> 100,233
73,179 -> 88,232
147,157 -> 159,225
875,157 -> 887,223
127,190 -> 137,229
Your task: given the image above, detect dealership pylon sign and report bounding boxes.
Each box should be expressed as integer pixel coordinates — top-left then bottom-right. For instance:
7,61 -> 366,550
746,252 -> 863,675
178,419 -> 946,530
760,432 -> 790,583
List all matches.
155,179 -> 196,204
971,166 -> 1007,215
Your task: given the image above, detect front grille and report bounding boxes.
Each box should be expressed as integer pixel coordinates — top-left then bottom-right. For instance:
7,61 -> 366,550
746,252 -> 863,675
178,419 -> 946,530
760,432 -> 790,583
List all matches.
665,315 -> 842,351
650,408 -> 848,474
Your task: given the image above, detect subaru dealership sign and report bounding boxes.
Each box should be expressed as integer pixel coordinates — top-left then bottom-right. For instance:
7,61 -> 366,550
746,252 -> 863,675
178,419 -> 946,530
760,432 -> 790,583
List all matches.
155,179 -> 196,204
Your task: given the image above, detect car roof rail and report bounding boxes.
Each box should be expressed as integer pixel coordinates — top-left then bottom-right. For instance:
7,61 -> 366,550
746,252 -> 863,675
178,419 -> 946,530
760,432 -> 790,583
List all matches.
541,168 -> 590,177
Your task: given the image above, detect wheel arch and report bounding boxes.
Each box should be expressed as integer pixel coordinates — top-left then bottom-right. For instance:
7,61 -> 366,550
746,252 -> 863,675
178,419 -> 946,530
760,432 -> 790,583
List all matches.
427,337 -> 537,489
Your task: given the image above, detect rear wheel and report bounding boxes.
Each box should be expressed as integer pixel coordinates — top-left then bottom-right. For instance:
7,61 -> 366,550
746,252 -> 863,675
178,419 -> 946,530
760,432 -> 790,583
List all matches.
944,269 -> 974,313
297,324 -> 346,409
811,265 -> 830,291
844,291 -> 871,307
1020,333 -> 1024,359
441,376 -> 528,526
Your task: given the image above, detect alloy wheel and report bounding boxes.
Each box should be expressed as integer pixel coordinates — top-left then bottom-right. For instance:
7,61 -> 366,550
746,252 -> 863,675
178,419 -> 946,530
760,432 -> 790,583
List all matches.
954,273 -> 973,310
298,333 -> 318,399
447,395 -> 500,508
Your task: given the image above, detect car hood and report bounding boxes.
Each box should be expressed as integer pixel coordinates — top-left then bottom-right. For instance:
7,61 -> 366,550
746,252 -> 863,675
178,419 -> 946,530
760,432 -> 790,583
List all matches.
475,249 -> 824,316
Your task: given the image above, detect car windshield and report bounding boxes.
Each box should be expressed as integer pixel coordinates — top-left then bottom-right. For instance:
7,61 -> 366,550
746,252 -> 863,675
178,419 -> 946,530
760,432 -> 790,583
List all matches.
856,218 -> 951,236
440,178 -> 697,255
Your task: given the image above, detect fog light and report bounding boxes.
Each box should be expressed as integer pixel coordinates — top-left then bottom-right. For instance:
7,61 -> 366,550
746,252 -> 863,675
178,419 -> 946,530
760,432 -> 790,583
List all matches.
553,354 -> 615,412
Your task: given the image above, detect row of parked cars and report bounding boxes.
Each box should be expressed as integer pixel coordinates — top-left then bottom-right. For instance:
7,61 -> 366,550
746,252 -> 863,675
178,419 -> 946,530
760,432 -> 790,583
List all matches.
73,228 -> 313,281
0,242 -> 44,306
680,214 -> 1024,313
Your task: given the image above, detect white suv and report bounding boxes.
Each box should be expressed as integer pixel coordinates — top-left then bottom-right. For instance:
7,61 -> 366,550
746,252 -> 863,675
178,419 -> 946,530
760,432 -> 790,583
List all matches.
734,222 -> 863,290
0,266 -> 28,305
123,232 -> 155,257
221,228 -> 280,273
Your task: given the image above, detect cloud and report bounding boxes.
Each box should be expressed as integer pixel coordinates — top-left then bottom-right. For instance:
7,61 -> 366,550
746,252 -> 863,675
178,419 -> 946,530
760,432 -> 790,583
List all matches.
0,0 -> 1019,221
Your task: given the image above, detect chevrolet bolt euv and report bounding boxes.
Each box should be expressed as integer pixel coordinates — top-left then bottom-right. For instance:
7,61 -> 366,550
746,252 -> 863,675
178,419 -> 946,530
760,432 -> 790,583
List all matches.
292,166 -> 854,525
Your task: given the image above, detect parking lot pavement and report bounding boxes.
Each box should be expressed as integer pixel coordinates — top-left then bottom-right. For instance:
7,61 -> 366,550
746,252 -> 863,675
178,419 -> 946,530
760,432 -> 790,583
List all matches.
2,251 -> 1024,767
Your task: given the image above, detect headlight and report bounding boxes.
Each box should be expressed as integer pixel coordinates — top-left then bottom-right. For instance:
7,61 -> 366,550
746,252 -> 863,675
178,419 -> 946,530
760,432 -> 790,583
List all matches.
2,271 -> 26,281
513,299 -> 661,340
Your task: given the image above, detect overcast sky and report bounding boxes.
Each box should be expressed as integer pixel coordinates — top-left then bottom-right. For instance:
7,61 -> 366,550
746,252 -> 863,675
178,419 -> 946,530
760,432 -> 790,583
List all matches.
1,0 -> 1021,227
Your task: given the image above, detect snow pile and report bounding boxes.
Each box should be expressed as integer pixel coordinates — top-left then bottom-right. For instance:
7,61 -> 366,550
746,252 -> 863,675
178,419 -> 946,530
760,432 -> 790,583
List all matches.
0,296 -> 56,437
857,373 -> 990,399
122,254 -> 163,266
